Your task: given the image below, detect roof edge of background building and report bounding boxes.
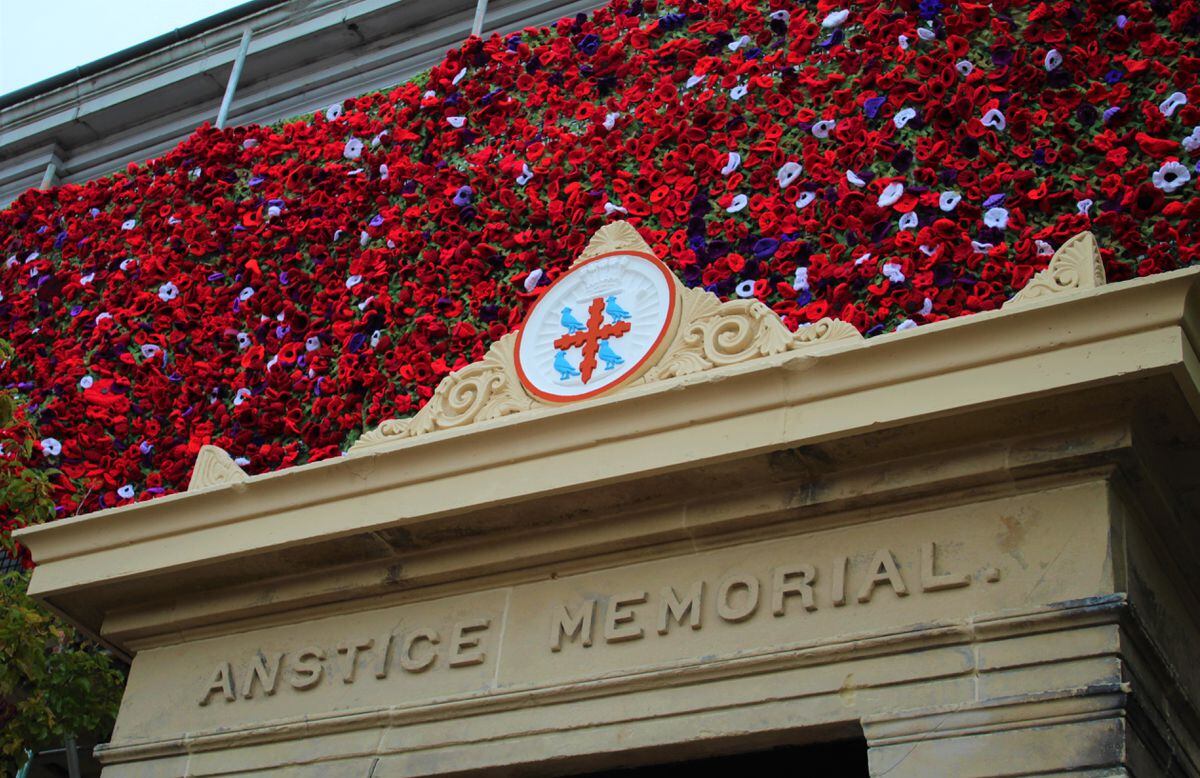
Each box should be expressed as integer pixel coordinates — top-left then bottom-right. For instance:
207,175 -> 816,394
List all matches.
0,0 -> 287,112
0,0 -> 603,206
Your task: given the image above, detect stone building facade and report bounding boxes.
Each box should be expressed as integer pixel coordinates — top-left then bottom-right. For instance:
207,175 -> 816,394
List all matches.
18,224 -> 1200,775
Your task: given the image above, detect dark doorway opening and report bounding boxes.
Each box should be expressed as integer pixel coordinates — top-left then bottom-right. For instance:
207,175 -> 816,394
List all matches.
572,738 -> 870,777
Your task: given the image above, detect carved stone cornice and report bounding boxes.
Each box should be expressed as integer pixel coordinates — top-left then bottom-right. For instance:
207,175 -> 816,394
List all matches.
351,221 -> 862,452
1005,231 -> 1107,308
187,445 -> 249,492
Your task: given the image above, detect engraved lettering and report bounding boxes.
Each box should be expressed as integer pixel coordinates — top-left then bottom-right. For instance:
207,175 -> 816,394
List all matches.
856,548 -> 909,603
242,651 -> 283,699
198,661 -> 236,706
772,564 -> 817,616
920,541 -> 970,592
449,619 -> 491,667
604,591 -> 647,643
658,582 -> 704,635
373,633 -> 394,680
831,556 -> 847,606
194,536 -> 991,695
550,599 -> 596,651
716,573 -> 760,623
288,647 -> 325,691
400,629 -> 439,672
336,638 -> 374,684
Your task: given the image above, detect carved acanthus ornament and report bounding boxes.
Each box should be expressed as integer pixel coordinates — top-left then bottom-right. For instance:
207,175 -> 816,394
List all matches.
350,221 -> 863,452
187,445 -> 249,491
1004,231 -> 1106,308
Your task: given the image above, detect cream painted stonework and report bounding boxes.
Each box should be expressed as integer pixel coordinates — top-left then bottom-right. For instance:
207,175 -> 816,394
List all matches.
16,227 -> 1200,777
115,483 -> 1104,738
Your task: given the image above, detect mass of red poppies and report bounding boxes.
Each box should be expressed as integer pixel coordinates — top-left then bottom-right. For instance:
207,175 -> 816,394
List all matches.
1,0 -> 1198,531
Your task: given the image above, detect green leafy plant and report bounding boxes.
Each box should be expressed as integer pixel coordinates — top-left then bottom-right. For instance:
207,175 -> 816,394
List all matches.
0,570 -> 126,774
0,340 -> 126,774
0,338 -> 54,560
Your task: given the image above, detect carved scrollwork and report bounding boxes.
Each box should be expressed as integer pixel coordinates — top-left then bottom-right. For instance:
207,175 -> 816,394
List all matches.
793,317 -> 865,346
639,287 -> 795,381
696,299 -> 796,365
351,335 -> 539,452
352,418 -> 414,450
638,294 -> 864,384
187,445 -> 249,492
1005,231 -> 1106,308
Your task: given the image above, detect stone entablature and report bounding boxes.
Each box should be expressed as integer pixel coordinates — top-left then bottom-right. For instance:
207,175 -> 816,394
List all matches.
15,229 -> 1198,777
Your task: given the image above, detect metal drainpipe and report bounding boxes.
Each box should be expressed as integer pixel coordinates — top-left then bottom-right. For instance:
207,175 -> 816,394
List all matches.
39,161 -> 59,189
38,146 -> 64,189
215,29 -> 253,129
471,0 -> 489,36
64,736 -> 81,778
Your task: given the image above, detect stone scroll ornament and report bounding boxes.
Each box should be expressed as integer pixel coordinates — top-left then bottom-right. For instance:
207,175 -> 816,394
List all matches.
350,221 -> 862,452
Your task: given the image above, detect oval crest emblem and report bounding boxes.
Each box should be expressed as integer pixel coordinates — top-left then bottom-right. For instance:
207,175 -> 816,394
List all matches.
514,251 -> 678,402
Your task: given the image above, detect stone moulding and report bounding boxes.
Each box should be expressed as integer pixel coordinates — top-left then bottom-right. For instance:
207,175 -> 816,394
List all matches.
1004,231 -> 1107,308
19,262 -> 1199,657
187,444 -> 249,491
350,221 -> 863,452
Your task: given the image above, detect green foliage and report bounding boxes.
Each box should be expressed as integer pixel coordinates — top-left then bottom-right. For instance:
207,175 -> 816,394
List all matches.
0,338 -> 126,774
0,341 -> 11,430
0,571 -> 126,774
1,342 -> 55,560
0,459 -> 56,560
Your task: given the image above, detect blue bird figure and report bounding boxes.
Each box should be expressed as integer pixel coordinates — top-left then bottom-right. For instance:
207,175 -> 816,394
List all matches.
605,295 -> 631,322
597,340 -> 625,370
554,351 -> 581,380
561,307 -> 585,333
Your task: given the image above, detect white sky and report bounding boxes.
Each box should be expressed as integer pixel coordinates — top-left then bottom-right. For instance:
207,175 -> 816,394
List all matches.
0,0 -> 247,94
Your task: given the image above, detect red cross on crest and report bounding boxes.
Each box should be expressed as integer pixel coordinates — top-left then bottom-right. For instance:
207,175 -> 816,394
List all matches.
553,296 -> 631,384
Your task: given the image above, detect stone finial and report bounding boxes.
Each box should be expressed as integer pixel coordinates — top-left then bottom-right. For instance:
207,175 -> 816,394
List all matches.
187,445 -> 249,492
573,220 -> 655,266
1005,231 -> 1106,308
